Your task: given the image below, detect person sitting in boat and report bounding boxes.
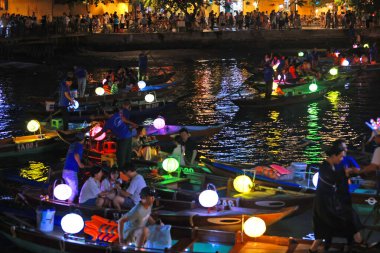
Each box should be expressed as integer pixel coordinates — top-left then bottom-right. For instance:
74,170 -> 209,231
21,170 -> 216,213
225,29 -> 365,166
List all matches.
79,166 -> 109,207
132,126 -> 158,161
287,64 -> 298,81
113,163 -> 147,210
352,54 -> 361,65
116,66 -> 127,85
360,54 -> 369,64
179,127 -> 197,166
98,166 -> 122,207
118,186 -> 158,248
171,135 -> 186,166
62,132 -> 86,203
359,130 -> 380,178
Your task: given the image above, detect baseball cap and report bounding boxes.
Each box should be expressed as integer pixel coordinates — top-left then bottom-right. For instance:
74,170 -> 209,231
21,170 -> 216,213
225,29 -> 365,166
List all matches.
140,187 -> 157,197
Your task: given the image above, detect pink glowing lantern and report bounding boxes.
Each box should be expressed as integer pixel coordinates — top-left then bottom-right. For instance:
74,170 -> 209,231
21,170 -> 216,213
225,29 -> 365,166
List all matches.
153,117 -> 166,130
90,125 -> 106,141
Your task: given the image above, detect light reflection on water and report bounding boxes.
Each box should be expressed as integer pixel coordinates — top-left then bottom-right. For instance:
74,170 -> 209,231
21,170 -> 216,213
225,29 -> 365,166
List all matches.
19,161 -> 49,182
0,76 -> 13,139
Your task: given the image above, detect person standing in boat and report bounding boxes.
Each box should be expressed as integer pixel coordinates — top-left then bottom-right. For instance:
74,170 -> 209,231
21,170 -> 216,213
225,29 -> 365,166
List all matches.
113,163 -> 147,210
58,74 -> 74,131
263,62 -> 275,100
62,132 -> 86,203
138,50 -> 149,80
73,65 -> 88,98
309,142 -> 363,253
118,187 -> 157,248
179,127 -> 197,166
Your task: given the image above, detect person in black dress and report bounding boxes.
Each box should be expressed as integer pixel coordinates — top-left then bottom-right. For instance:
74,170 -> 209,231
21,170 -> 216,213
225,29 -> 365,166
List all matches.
309,142 -> 363,253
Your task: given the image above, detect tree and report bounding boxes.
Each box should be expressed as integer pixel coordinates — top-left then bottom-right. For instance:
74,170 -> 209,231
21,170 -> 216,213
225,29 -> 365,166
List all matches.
155,0 -> 205,16
289,0 -> 307,13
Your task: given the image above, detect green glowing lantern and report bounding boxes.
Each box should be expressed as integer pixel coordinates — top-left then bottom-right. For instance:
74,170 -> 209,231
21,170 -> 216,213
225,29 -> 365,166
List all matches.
298,51 -> 304,57
329,68 -> 338,76
309,83 -> 318,92
162,157 -> 179,173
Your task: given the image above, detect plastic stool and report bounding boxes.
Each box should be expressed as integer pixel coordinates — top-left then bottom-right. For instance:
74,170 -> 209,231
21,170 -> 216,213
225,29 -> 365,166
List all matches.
51,118 -> 63,129
101,153 -> 116,167
103,141 -> 117,153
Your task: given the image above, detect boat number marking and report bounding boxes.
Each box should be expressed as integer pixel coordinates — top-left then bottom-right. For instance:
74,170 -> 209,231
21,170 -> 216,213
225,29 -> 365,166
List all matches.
255,201 -> 285,208
219,199 -> 236,207
207,217 -> 241,225
365,197 -> 377,206
17,142 -> 38,151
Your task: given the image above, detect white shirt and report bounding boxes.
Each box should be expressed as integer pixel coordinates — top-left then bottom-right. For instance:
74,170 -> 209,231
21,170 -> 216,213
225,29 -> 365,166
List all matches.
172,145 -> 185,166
371,147 -> 380,166
79,177 -> 101,204
127,174 -> 146,204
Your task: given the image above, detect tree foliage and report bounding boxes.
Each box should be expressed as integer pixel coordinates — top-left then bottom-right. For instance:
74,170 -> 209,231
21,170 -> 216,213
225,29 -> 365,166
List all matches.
155,0 -> 205,15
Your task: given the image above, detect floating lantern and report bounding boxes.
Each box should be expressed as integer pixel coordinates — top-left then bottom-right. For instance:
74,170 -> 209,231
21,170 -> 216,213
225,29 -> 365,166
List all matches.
138,80 -> 146,89
61,213 -> 84,234
53,184 -> 72,201
145,93 -> 155,103
27,120 -> 40,132
329,68 -> 338,76
95,87 -> 105,96
199,184 -> 219,208
90,125 -> 106,141
364,43 -> 369,48
102,79 -> 107,85
233,175 -> 253,193
153,117 -> 166,130
243,217 -> 266,237
67,100 -> 79,111
162,157 -> 179,173
298,51 -> 304,57
341,59 -> 349,66
309,83 -> 318,92
313,172 -> 319,188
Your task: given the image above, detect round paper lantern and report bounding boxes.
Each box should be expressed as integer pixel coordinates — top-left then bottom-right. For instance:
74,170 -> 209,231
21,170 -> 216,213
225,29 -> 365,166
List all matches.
145,93 -> 155,103
102,79 -> 107,85
199,189 -> 219,208
233,175 -> 253,193
138,80 -> 146,89
364,43 -> 369,49
313,172 -> 319,188
309,83 -> 318,92
153,117 -> 166,130
90,125 -> 106,141
27,120 -> 40,132
162,157 -> 179,173
61,213 -> 84,234
341,59 -> 349,66
54,184 -> 72,201
243,217 -> 266,237
95,87 -> 105,96
298,51 -> 304,57
329,68 -> 338,76
67,100 -> 79,111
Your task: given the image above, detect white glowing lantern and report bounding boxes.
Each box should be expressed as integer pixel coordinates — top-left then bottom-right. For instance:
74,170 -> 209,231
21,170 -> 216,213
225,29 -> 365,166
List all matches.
67,100 -> 79,110
54,184 -> 72,201
145,93 -> 155,103
27,120 -> 40,132
341,59 -> 349,66
233,175 -> 253,193
199,189 -> 219,208
95,87 -> 105,96
102,79 -> 107,85
298,51 -> 304,57
90,125 -> 106,141
309,83 -> 318,92
243,217 -> 266,237
153,117 -> 166,130
313,172 -> 319,188
329,68 -> 338,76
138,80 -> 146,89
61,213 -> 84,234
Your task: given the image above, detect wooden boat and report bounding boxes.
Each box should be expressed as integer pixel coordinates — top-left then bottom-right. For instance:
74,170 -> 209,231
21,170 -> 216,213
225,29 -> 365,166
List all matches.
0,132 -> 62,158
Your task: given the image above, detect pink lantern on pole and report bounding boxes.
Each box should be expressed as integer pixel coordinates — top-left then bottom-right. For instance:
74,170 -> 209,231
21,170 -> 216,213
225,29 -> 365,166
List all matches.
90,125 -> 106,141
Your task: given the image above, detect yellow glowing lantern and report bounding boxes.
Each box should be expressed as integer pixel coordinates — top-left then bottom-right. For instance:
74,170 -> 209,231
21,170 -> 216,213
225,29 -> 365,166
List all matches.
95,87 -> 105,96
145,93 -> 155,103
27,120 -> 40,132
243,217 -> 266,237
162,157 -> 179,173
364,43 -> 369,48
329,68 -> 338,76
233,175 -> 253,193
272,82 -> 278,91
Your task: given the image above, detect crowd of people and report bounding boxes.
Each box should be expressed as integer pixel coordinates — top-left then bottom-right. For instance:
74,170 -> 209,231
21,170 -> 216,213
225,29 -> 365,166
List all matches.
1,8 -> 379,38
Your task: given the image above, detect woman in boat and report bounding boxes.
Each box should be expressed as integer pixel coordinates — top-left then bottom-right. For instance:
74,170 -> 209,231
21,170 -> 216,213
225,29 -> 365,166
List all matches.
132,126 -> 158,161
98,166 -> 122,207
309,142 -> 363,253
171,135 -> 186,166
79,166 -> 108,207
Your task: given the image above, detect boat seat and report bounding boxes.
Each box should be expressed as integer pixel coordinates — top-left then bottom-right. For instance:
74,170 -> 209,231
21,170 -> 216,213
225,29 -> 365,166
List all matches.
51,118 -> 63,129
102,141 -> 116,153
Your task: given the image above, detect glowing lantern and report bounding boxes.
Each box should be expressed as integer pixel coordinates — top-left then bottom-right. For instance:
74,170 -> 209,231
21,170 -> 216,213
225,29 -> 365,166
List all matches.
199,189 -> 219,208
102,79 -> 107,85
309,83 -> 318,92
313,172 -> 319,188
277,74 -> 286,81
329,68 -> 338,76
272,82 -> 278,91
233,175 -> 253,193
95,87 -> 105,96
298,51 -> 304,57
243,217 -> 266,237
334,52 -> 340,57
162,157 -> 179,173
67,100 -> 79,111
145,93 -> 155,103
61,213 -> 84,234
364,43 -> 369,48
53,184 -> 72,201
90,125 -> 106,141
27,120 -> 40,132
341,59 -> 349,66
353,44 -> 358,49
153,117 -> 166,130
138,80 -> 146,89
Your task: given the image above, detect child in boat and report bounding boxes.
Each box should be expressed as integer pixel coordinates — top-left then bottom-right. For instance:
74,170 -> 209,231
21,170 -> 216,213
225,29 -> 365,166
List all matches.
79,166 -> 109,207
98,166 -> 122,207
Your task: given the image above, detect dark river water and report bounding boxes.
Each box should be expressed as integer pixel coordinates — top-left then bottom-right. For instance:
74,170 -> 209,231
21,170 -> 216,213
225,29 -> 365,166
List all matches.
1,54 -> 380,251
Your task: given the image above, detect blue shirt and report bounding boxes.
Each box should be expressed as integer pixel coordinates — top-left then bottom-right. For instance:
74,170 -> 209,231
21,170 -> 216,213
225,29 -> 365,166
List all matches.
103,112 -> 132,139
335,156 -> 360,171
122,108 -> 131,120
58,80 -> 71,107
74,67 -> 87,79
263,66 -> 274,82
63,142 -> 83,172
